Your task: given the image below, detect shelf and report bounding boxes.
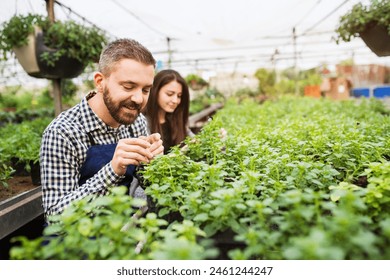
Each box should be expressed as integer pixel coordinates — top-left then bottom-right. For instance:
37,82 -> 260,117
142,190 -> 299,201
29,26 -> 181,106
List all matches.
0,186 -> 43,239
189,103 -> 224,129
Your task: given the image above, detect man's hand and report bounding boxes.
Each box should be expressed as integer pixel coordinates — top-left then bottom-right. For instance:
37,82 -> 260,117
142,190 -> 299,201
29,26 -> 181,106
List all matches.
111,138 -> 154,176
144,133 -> 164,156
111,133 -> 164,176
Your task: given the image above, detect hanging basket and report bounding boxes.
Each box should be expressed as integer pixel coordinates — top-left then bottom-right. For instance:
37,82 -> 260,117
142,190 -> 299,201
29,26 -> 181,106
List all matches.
189,80 -> 207,91
13,26 -> 86,79
359,24 -> 390,57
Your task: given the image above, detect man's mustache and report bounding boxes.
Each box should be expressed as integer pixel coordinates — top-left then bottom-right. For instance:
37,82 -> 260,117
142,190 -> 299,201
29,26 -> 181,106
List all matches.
122,101 -> 141,111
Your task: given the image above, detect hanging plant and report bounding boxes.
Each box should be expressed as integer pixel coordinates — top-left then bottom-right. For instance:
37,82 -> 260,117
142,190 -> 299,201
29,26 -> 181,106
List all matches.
0,14 -> 109,78
335,0 -> 390,57
185,73 -> 208,90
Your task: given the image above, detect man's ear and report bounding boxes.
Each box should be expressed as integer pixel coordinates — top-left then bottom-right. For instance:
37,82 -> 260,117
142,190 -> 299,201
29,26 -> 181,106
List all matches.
94,72 -> 104,92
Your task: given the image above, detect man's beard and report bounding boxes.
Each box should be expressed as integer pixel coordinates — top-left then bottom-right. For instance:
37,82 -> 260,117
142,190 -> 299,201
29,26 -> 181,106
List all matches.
103,87 -> 141,125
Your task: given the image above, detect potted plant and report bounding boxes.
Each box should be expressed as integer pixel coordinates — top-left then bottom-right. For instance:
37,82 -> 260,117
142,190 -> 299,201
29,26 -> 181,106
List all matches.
185,73 -> 208,90
335,0 -> 390,57
0,14 -> 108,79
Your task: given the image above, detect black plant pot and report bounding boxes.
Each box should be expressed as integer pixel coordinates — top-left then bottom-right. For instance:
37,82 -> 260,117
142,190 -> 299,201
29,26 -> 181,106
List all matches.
29,161 -> 41,186
33,31 -> 85,79
13,27 -> 86,79
211,228 -> 246,259
360,24 -> 390,57
146,195 -> 183,224
10,157 -> 29,177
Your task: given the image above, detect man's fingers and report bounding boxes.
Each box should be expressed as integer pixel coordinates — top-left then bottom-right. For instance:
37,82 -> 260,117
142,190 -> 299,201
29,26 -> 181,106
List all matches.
112,135 -> 164,175
152,145 -> 164,156
120,150 -> 151,163
118,139 -> 153,157
145,133 -> 161,144
149,139 -> 163,152
116,145 -> 153,161
120,138 -> 151,149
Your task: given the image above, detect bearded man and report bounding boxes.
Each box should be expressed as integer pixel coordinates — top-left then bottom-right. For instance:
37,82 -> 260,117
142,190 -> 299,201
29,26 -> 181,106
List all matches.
40,39 -> 163,219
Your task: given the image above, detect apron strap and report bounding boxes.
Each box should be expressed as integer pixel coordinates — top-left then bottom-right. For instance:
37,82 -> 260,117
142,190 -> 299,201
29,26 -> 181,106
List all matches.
87,132 -> 96,146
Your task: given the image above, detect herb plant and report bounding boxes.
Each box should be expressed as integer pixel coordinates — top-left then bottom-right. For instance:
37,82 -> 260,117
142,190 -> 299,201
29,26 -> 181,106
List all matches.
8,96 -> 390,260
142,96 -> 390,259
10,187 -> 217,260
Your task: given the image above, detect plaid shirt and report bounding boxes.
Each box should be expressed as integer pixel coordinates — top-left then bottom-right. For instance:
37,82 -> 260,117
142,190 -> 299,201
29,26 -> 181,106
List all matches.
40,92 -> 147,216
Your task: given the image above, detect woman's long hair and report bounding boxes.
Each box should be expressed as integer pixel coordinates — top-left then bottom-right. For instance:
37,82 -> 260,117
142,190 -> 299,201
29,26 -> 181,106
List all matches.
144,69 -> 190,146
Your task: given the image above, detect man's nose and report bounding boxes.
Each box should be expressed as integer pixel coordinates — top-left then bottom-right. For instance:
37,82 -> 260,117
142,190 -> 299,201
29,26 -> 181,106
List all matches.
131,89 -> 143,104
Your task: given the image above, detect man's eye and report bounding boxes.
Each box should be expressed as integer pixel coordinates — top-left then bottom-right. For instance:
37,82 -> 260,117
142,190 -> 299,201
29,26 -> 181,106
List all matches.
143,88 -> 151,94
124,86 -> 134,91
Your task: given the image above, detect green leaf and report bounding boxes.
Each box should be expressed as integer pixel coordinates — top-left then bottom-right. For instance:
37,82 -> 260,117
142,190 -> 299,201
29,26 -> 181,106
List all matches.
193,213 -> 209,222
78,218 -> 92,236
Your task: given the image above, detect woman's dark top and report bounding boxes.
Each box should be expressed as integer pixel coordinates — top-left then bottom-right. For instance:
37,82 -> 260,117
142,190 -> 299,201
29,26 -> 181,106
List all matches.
161,121 -> 174,154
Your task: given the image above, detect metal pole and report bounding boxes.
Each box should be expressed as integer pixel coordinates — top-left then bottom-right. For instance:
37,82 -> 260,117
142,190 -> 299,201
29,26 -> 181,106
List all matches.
167,37 -> 172,68
293,27 -> 299,96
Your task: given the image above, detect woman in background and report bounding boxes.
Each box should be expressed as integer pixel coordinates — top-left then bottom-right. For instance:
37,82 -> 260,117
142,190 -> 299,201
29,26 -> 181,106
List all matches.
144,69 -> 194,154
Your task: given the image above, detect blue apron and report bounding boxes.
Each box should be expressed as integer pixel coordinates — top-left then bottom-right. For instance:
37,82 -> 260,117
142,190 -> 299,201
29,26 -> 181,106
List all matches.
78,133 -> 136,187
